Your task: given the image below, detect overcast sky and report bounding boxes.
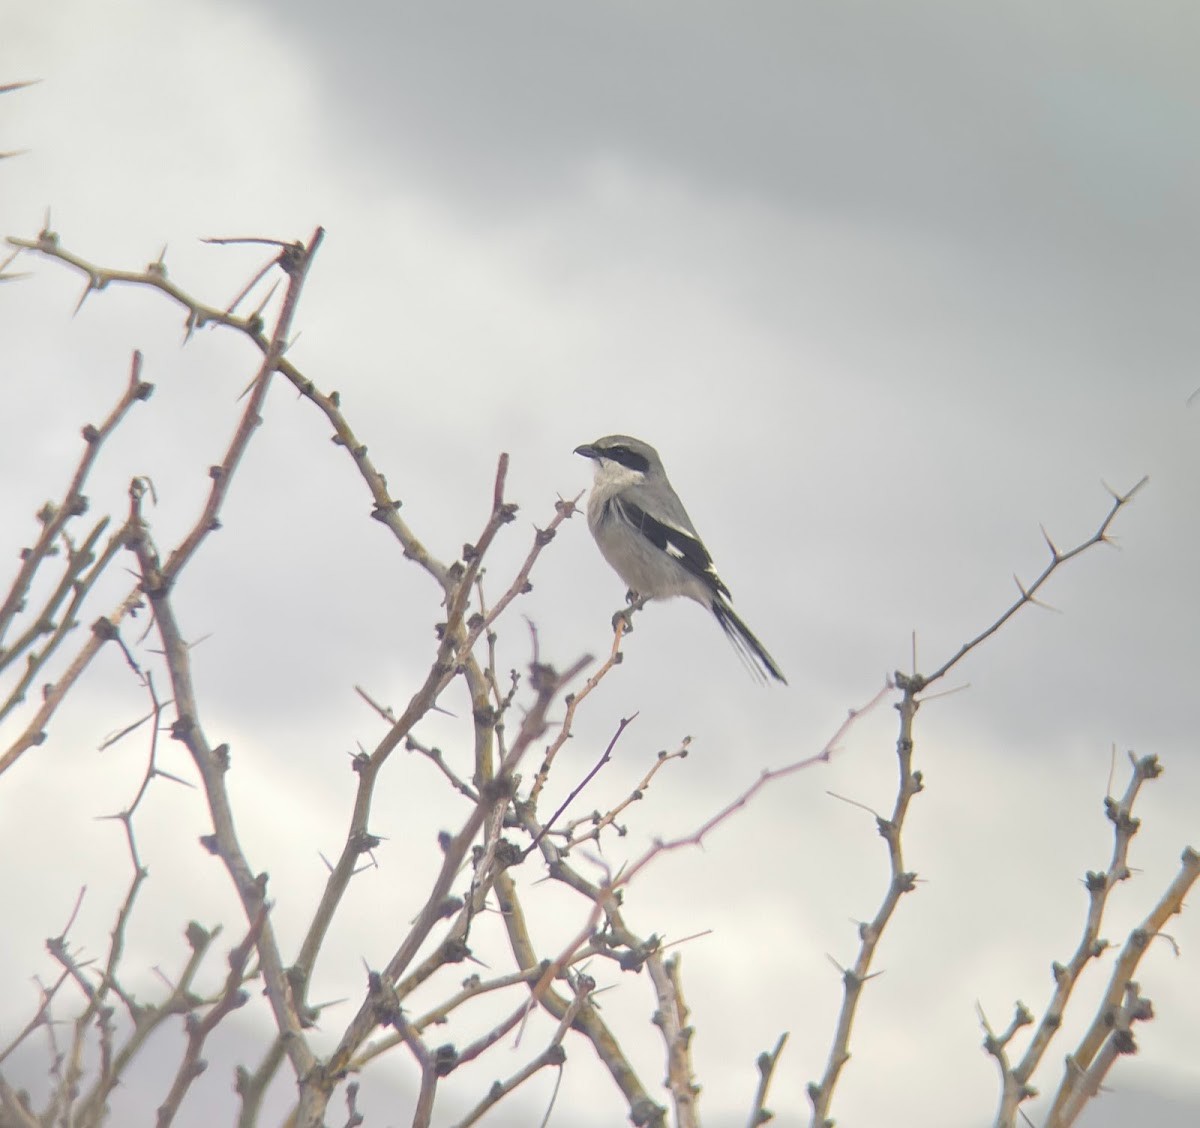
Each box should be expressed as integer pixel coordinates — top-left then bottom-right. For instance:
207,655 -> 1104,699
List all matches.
3,3 -> 1200,1126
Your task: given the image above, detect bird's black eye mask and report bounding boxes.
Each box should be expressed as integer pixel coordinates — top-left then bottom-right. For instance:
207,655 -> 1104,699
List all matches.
602,446 -> 650,474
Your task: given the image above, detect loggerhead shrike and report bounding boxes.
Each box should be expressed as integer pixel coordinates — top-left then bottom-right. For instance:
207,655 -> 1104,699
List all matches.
574,434 -> 786,684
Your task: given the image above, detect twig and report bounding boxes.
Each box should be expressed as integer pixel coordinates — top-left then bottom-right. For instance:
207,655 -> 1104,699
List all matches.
72,921 -> 223,1126
0,228 -> 339,777
449,971 -> 589,1128
647,953 -> 699,1128
1043,844 -> 1200,1127
746,1032 -> 789,1128
286,475 -> 571,1018
526,713 -> 638,856
526,618 -> 631,807
1050,983 -> 1154,1128
0,350 -> 148,655
155,908 -> 266,1127
0,970 -> 72,1066
301,652 -> 590,1128
983,754 -> 1163,1126
919,478 -> 1147,689
349,966 -> 550,1071
507,684 -> 892,1127
493,866 -> 664,1123
0,350 -> 151,743
127,499 -> 317,1095
342,1081 -> 364,1128
559,737 -> 691,850
0,1076 -> 40,1128
121,229 -> 327,1097
5,228 -> 457,586
808,676 -> 920,1126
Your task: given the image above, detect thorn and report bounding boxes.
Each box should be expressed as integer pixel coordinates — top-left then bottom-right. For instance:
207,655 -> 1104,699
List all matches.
1103,475 -> 1149,505
250,278 -> 280,321
1039,523 -> 1058,559
73,279 -> 95,315
1121,475 -> 1149,503
826,790 -> 880,818
202,235 -> 295,249
236,372 -> 262,402
224,254 -> 278,318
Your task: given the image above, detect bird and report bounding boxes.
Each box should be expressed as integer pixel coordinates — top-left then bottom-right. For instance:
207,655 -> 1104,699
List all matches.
574,434 -> 786,684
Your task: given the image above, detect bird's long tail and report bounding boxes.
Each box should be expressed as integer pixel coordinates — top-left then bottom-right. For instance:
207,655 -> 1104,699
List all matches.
711,598 -> 787,684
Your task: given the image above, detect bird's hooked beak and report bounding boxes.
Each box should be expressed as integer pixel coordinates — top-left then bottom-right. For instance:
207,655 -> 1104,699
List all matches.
574,443 -> 600,460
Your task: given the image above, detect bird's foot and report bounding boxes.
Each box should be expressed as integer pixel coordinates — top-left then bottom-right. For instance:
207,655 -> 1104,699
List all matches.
612,592 -> 648,633
612,607 -> 635,633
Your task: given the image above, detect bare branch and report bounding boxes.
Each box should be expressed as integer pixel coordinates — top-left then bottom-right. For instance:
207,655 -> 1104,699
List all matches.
0,350 -> 150,673
1043,845 -> 1200,1127
746,1032 -> 789,1128
1004,757 -> 1159,1096
527,712 -> 638,856
155,909 -> 266,1127
918,477 -> 1147,689
298,652 -> 590,1127
647,953 -> 700,1128
808,676 -> 920,1125
560,736 -> 690,851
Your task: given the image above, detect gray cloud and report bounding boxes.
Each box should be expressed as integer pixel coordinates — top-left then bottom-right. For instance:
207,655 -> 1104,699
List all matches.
3,2 -> 1200,1125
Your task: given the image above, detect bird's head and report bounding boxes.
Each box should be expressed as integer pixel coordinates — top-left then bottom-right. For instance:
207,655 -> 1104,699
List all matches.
574,435 -> 663,487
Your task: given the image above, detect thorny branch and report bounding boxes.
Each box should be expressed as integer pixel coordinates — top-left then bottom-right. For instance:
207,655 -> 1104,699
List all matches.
6,226 -> 449,588
42,230 -> 330,1102
128,487 -> 320,1088
983,752 -> 1158,1123
747,1032 -> 789,1128
297,650 -> 591,1127
0,351 -> 152,760
809,478 -> 1156,1128
280,471 -> 583,1012
978,754 -> 1200,1128
648,953 -> 699,1128
918,476 -> 1148,689
807,676 -> 919,1128
502,682 -> 895,1128
1,228 -> 326,776
155,908 -> 267,1128
526,711 -> 639,857
1043,845 -> 1200,1127
557,737 -> 690,851
4,225 -> 1189,1128
2,230 -> 657,1125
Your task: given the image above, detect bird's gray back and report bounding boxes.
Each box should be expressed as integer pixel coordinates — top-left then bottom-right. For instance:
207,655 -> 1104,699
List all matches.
622,475 -> 699,537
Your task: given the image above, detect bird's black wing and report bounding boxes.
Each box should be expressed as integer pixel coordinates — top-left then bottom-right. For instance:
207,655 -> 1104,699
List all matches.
613,497 -> 731,600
